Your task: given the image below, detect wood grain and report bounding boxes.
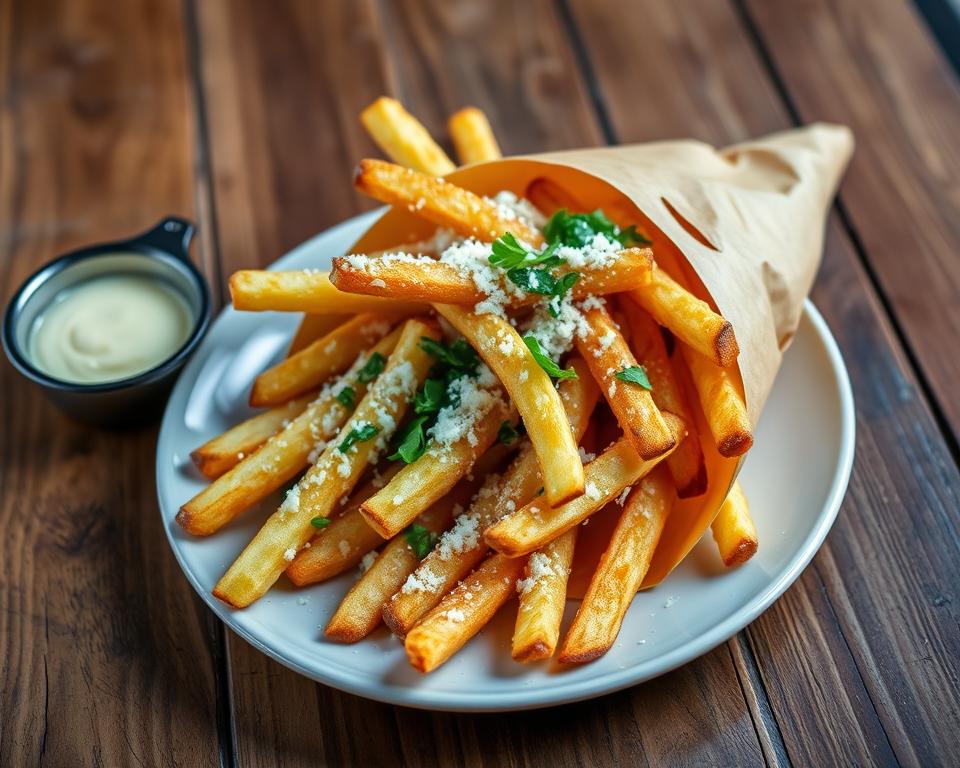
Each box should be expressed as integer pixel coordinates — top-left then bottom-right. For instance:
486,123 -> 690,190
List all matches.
0,0 -> 221,765
569,0 -> 960,763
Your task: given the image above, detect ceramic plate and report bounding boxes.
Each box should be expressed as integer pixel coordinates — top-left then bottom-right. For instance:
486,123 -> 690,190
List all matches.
157,209 -> 855,711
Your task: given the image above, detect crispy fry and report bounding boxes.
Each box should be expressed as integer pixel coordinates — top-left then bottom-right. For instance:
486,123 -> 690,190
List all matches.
285,464 -> 402,586
558,467 -> 674,663
229,269 -> 427,315
576,305 -> 674,460
354,159 -> 543,246
404,553 -> 527,673
512,528 -> 577,662
448,107 -> 501,165
190,392 -> 317,480
250,314 -> 395,407
360,395 -> 511,538
711,482 -> 758,566
680,345 -> 753,457
630,265 -> 739,367
434,303 -> 584,506
484,415 -> 684,558
524,177 -> 585,216
360,97 -> 456,176
212,319 -> 439,607
288,314 -> 349,356
382,361 -> 598,637
622,300 -> 707,497
330,248 -> 652,305
177,331 -> 402,536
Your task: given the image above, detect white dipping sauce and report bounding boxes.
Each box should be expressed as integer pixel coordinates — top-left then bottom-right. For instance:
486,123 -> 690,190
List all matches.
29,273 -> 193,384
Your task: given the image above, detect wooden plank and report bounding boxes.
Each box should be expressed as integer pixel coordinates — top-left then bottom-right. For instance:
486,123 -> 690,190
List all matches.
195,0 -> 764,764
569,0 -> 960,764
742,0 -> 960,448
0,0 -> 222,765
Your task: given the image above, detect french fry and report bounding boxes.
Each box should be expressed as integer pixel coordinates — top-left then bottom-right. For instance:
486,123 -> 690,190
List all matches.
558,467 -> 674,663
288,314 -> 349,356
177,330 -> 402,536
448,107 -> 501,165
212,318 -> 439,607
680,345 -> 753,457
229,269 -> 427,315
330,248 -> 653,305
484,415 -> 684,557
325,476 -> 482,642
576,305 -> 675,460
404,553 -> 527,673
382,360 -> 598,637
250,314 -> 395,407
630,265 -> 739,367
524,177 -> 585,216
360,395 -> 512,538
354,159 -> 544,246
285,464 -> 402,586
190,392 -> 317,480
622,300 -> 707,497
512,527 -> 577,662
711,482 -> 758,566
360,97 -> 456,176
434,303 -> 584,506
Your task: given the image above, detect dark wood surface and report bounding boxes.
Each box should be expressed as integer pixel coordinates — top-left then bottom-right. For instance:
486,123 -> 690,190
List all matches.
1,0 -> 958,765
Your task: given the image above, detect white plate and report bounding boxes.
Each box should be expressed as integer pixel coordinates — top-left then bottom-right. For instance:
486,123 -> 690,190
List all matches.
157,209 -> 855,712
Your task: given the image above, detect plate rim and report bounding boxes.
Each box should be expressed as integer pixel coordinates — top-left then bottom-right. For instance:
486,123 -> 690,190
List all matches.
156,210 -> 856,712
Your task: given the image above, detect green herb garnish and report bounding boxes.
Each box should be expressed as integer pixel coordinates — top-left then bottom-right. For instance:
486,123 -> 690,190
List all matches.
614,366 -> 653,390
356,352 -> 387,383
338,423 -> 380,453
419,337 -> 480,377
310,517 -> 331,529
497,420 -> 520,445
414,377 -> 446,414
544,209 -> 651,248
336,386 -> 355,409
522,336 -> 578,381
389,414 -> 430,464
405,523 -> 438,559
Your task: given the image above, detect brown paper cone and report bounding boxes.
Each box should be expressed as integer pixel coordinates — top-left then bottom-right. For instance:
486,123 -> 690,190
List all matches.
351,123 -> 854,586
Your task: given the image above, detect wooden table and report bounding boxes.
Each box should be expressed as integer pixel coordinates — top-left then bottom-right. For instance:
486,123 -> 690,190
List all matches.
2,1 -> 959,765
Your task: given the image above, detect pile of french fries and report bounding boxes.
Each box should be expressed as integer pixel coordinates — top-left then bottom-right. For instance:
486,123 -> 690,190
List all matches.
179,98 -> 759,673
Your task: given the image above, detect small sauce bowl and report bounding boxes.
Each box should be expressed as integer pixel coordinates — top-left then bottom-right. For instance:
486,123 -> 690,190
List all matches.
3,217 -> 212,427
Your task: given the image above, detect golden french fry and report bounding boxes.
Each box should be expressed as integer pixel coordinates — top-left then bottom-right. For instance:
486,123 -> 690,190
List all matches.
229,269 -> 427,315
360,97 -> 456,176
404,553 -> 527,673
382,361 -> 598,637
178,331 -> 403,536
558,467 -> 674,663
330,248 -> 652,305
434,303 -> 584,506
622,300 -> 707,497
485,415 -> 684,558
711,482 -> 758,566
190,392 -> 317,480
212,318 -> 439,607
512,527 -> 577,662
630,265 -> 739,367
250,314 -> 395,407
354,159 -> 544,246
680,344 -> 753,457
448,107 -> 501,165
576,305 -> 675,460
288,314 -> 349,356
360,394 -> 511,538
325,484 -> 465,643
524,177 -> 585,216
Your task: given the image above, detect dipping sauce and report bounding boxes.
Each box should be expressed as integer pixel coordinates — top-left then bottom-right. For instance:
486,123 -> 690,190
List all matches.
28,273 -> 193,384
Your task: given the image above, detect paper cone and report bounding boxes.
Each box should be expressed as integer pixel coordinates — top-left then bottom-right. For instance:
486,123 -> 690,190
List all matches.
351,123 -> 854,586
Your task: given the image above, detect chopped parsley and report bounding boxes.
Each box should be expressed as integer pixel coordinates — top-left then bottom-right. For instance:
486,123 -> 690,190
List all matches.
389,414 -> 430,464
356,352 -> 387,383
413,377 -> 446,414
497,420 -> 520,445
490,233 -> 580,317
522,336 -> 578,381
544,209 -> 651,248
419,337 -> 480,377
405,523 -> 438,559
336,386 -> 355,409
338,423 -> 380,453
615,366 -> 653,390
310,516 -> 331,529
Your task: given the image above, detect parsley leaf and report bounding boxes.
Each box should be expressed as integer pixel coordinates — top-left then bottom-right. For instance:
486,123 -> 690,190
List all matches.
544,209 -> 651,248
389,414 -> 430,464
336,386 -> 355,409
497,420 -> 520,445
489,232 -> 530,270
419,337 -> 479,377
547,272 -> 581,317
522,336 -> 578,380
414,377 -> 446,414
405,523 -> 438,559
338,423 -> 380,453
614,366 -> 653,390
310,516 -> 331,529
356,352 -> 386,383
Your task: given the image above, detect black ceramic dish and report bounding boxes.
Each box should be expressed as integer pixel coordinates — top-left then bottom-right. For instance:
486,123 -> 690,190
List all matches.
2,217 -> 211,428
